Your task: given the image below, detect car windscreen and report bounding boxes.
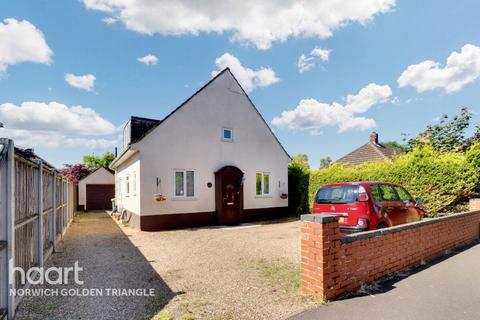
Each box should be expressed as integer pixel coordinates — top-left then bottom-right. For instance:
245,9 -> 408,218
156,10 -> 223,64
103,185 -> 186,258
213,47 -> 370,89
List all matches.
315,185 -> 360,204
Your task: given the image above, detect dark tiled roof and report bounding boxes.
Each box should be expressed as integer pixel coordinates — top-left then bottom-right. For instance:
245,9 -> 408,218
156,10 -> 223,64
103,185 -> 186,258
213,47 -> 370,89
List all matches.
15,147 -> 57,170
129,116 -> 161,144
335,141 -> 402,167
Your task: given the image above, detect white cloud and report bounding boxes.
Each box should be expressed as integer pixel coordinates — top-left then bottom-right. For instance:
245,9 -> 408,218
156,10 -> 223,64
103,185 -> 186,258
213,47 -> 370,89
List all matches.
0,101 -> 117,150
82,0 -> 395,50
137,54 -> 158,65
397,44 -> 480,93
101,17 -> 118,25
311,47 -> 330,62
212,53 -> 279,93
298,47 -> 331,73
65,73 -> 96,92
0,128 -> 118,150
0,101 -> 115,135
272,83 -> 392,133
0,18 -> 53,75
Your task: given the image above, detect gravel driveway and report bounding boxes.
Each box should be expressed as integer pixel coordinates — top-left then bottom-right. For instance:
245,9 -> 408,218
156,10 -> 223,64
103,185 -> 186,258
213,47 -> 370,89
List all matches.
123,217 -> 315,319
16,211 -> 315,320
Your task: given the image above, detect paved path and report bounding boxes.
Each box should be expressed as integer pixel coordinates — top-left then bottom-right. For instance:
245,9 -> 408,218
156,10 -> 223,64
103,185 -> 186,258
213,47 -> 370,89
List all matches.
291,243 -> 480,320
16,211 -> 174,320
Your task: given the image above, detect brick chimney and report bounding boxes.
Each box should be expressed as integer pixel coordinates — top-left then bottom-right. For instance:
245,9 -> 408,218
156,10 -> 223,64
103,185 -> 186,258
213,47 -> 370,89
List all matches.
370,132 -> 379,144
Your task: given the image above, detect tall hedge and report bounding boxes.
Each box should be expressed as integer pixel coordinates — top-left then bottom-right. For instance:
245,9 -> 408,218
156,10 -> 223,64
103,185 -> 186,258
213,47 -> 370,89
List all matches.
309,144 -> 480,216
288,162 -> 310,216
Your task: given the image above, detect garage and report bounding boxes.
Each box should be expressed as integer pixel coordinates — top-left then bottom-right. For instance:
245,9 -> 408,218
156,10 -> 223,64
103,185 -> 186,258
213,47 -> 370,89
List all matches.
78,167 -> 115,211
86,184 -> 115,210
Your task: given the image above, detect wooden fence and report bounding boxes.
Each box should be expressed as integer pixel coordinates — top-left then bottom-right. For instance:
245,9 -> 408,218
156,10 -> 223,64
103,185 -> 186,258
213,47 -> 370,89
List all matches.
0,138 -> 75,319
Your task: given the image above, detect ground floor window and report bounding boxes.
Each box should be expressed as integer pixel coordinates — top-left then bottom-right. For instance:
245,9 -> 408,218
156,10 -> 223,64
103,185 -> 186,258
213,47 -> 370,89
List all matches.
256,172 -> 270,196
175,170 -> 195,197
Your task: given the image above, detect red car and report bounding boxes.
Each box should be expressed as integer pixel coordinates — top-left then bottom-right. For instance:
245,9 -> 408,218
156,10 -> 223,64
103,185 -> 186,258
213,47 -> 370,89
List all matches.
312,182 -> 426,233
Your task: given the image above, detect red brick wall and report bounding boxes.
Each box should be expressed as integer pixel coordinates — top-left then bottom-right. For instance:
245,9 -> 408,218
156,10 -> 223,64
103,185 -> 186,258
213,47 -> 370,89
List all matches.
301,211 -> 480,300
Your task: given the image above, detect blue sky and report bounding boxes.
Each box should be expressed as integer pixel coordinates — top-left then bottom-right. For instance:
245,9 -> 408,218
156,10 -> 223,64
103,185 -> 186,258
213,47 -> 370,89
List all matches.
0,0 -> 479,168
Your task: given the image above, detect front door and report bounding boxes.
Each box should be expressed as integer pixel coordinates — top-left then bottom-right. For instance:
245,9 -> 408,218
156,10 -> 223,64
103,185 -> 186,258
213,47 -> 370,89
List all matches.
215,166 -> 243,225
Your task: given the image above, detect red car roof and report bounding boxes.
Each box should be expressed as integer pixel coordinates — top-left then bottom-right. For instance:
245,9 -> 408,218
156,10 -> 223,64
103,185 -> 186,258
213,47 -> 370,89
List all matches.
321,181 -> 400,188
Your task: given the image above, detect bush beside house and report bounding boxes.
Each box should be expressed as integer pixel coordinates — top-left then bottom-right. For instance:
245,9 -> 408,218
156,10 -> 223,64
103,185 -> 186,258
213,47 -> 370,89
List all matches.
288,155 -> 311,216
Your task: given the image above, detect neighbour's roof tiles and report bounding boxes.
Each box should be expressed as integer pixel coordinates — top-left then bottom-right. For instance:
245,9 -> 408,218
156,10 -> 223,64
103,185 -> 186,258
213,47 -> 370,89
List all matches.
335,133 -> 402,167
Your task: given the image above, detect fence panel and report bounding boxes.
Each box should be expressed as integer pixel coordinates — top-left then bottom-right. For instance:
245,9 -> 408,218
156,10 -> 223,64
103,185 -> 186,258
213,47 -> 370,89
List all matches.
0,138 -> 75,319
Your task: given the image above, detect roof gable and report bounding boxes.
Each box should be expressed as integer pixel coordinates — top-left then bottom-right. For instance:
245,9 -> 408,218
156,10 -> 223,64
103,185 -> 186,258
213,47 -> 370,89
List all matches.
335,141 -> 401,167
79,166 -> 114,183
130,68 -> 290,158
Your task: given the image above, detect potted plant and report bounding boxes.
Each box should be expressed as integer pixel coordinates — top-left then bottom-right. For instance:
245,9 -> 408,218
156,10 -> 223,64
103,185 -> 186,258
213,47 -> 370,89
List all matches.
154,193 -> 166,202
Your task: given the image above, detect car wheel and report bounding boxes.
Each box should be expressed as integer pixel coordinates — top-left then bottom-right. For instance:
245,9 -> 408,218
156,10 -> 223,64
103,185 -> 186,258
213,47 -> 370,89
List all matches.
376,222 -> 389,230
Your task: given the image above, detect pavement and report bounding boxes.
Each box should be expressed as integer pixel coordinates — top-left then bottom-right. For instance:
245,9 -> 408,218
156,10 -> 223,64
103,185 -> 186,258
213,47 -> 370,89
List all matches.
291,242 -> 480,320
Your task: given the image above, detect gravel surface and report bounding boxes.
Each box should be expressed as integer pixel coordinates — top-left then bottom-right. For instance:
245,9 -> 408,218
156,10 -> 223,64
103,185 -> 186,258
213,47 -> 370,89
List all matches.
121,218 -> 316,320
16,211 -> 173,320
16,211 -> 315,320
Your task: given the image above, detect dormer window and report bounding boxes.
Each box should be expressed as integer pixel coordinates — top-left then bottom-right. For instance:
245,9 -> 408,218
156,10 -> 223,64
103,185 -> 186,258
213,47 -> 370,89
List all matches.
222,128 -> 233,142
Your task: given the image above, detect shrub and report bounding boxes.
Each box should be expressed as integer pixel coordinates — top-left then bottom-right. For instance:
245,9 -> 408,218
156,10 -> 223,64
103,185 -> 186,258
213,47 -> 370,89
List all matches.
288,159 -> 310,216
309,145 -> 480,216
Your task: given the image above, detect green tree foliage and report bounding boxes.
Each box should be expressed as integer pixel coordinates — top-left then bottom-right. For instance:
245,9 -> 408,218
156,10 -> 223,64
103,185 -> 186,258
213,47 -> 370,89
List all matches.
383,141 -> 405,152
309,144 -> 480,216
83,152 -> 115,170
319,157 -> 332,169
407,107 -> 472,152
288,155 -> 310,216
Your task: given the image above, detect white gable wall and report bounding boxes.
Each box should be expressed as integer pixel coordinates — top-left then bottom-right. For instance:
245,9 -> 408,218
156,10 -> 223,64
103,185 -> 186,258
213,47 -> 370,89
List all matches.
78,167 -> 115,207
130,70 -> 289,216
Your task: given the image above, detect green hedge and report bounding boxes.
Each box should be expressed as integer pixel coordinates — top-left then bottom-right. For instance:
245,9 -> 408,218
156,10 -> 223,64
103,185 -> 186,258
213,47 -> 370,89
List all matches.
288,162 -> 310,216
309,144 -> 480,216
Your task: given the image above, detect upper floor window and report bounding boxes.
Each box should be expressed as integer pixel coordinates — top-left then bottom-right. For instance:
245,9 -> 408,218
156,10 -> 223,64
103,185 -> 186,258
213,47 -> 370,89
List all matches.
125,175 -> 130,196
175,170 -> 195,198
222,128 -> 233,142
256,172 -> 270,196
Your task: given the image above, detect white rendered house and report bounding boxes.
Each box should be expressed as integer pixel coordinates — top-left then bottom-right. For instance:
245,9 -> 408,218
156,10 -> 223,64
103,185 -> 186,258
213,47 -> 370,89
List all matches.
110,68 -> 290,231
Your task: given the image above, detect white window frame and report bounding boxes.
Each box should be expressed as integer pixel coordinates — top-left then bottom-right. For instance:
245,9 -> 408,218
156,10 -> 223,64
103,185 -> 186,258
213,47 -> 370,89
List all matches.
132,171 -> 137,196
222,127 -> 233,142
256,172 -> 271,196
125,175 -> 130,197
174,169 -> 196,199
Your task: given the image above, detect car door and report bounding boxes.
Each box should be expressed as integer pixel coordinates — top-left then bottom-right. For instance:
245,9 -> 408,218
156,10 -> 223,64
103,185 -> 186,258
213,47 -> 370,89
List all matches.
393,185 -> 423,223
377,184 -> 405,226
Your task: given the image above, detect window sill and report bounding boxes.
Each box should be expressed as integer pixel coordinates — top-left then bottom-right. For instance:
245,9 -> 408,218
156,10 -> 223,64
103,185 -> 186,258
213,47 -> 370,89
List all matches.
255,195 -> 272,199
172,197 -> 197,201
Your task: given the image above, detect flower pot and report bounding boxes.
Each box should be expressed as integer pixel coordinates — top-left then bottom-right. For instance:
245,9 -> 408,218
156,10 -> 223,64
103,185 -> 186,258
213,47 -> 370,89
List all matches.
154,193 -> 166,202
280,193 -> 288,199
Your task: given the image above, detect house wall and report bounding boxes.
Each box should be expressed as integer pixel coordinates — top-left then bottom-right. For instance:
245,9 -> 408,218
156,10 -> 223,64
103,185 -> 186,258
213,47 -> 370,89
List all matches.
115,153 -> 141,215
124,70 -> 288,226
78,167 -> 115,207
300,211 -> 480,300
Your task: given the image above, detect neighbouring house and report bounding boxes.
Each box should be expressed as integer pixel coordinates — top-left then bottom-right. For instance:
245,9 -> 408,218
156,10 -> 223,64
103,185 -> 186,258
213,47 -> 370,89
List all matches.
334,132 -> 402,167
110,68 -> 290,231
78,167 -> 115,211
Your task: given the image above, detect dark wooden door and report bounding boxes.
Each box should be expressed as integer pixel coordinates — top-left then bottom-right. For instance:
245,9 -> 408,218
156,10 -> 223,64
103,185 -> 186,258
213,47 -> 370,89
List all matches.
215,166 -> 243,225
86,184 -> 115,210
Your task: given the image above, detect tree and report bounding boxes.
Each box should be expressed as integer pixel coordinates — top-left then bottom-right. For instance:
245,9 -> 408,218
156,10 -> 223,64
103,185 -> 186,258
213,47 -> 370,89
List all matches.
288,154 -> 310,216
83,152 -> 115,170
319,157 -> 332,169
383,141 -> 403,149
291,154 -> 310,170
61,164 -> 91,184
407,107 -> 473,152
